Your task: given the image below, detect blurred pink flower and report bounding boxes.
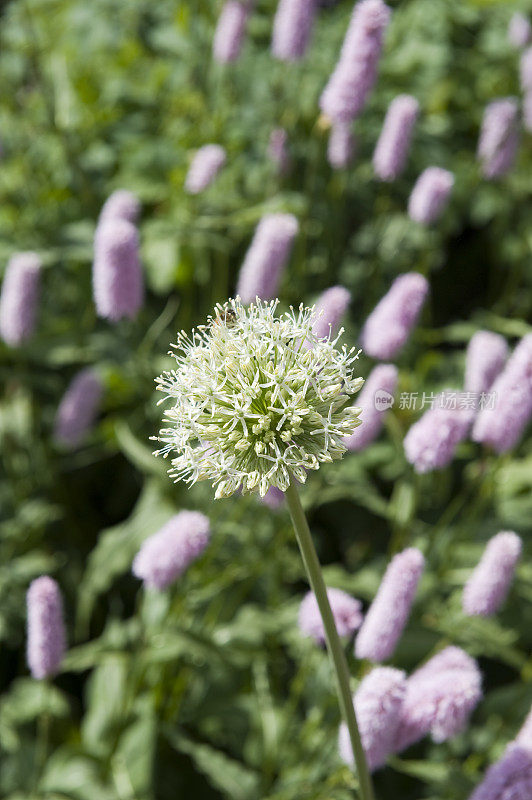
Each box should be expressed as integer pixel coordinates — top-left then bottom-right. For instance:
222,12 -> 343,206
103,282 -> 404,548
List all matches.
355,548 -> 424,662
272,0 -> 317,61
361,272 -> 428,360
54,368 -> 103,448
27,576 -> 66,680
185,144 -> 227,194
213,1 -> 251,63
373,94 -> 419,181
299,587 -> 363,644
0,252 -> 41,346
408,167 -> 454,224
236,213 -> 298,303
345,364 -> 398,451
93,218 -> 144,321
463,531 -> 522,617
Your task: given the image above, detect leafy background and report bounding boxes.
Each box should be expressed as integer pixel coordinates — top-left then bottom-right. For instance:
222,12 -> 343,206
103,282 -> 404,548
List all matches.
1,0 -> 532,798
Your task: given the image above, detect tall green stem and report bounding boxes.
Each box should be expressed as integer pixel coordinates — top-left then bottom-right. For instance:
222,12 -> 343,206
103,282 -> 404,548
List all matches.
284,480 -> 374,800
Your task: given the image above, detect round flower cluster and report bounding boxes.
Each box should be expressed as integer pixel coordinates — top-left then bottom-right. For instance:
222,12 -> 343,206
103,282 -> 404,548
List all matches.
155,298 -> 363,498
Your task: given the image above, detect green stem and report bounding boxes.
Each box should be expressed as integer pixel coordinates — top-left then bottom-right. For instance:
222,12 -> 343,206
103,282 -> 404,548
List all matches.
284,480 -> 375,800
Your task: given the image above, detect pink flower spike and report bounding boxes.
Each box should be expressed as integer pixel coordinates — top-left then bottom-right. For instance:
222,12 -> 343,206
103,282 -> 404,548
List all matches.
299,588 -> 363,644
93,218 -> 144,321
320,0 -> 391,124
355,548 -> 424,662
0,252 -> 42,347
404,391 -> 475,474
185,144 -> 227,194
345,364 -> 398,451
463,531 -> 522,617
213,1 -> 251,64
54,368 -> 103,449
339,667 -> 406,772
312,285 -> 351,340
132,511 -> 210,590
395,647 -> 482,752
472,333 -> 532,453
468,745 -> 532,800
361,272 -> 429,360
268,128 -> 291,174
236,213 -> 298,303
272,0 -> 317,62
373,94 -> 419,181
508,12 -> 531,48
99,190 -> 140,224
408,167 -> 454,224
27,576 -> 66,680
327,123 -> 355,169
477,99 -> 519,179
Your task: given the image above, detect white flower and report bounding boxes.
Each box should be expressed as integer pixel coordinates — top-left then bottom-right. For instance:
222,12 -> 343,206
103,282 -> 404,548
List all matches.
154,298 -> 363,498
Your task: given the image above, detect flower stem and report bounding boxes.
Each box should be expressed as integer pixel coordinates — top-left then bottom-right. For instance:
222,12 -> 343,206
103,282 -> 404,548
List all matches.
284,479 -> 375,800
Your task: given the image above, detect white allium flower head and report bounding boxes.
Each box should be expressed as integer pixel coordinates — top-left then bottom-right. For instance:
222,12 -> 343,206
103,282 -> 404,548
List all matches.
154,297 -> 364,498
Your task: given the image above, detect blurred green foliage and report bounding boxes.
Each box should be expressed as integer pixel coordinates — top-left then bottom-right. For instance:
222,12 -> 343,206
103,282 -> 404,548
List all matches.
0,0 -> 532,798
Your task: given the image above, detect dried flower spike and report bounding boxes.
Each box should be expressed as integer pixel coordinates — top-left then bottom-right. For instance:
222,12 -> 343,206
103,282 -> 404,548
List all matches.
272,0 -> 317,62
299,587 -> 363,644
132,511 -> 210,590
236,214 -> 298,303
355,548 -> 424,662
463,531 -> 522,617
27,576 -> 66,680
213,1 -> 251,64
154,298 -> 364,498
0,252 -> 42,347
339,667 -> 407,771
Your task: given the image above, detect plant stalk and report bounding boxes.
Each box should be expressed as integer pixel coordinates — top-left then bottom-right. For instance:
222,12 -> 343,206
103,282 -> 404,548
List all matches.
284,479 -> 375,800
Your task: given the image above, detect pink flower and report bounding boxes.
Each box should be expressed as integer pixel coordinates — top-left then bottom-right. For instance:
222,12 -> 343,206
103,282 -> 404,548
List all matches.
327,123 -> 355,169
404,391 -> 474,474
54,368 -> 103,448
463,531 -> 522,617
272,0 -> 317,62
185,145 -> 226,194
320,0 -> 391,123
373,94 -> 419,181
468,745 -> 532,800
93,218 -> 144,321
355,548 -> 424,662
0,252 -> 41,346
395,646 -> 482,751
99,190 -> 140,224
27,577 -> 66,680
361,272 -> 429,360
236,213 -> 298,303
132,511 -> 210,590
213,1 -> 251,64
311,285 -> 351,340
465,331 -> 508,395
299,588 -> 363,644
268,128 -> 291,174
339,667 -> 406,771
477,99 -> 519,179
472,333 -> 532,453
508,12 -> 531,48
408,167 -> 454,224
345,364 -> 398,451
